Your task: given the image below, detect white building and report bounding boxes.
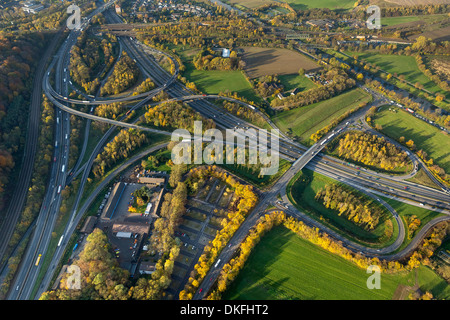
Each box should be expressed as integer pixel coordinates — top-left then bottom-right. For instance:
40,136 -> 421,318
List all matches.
222,48 -> 230,58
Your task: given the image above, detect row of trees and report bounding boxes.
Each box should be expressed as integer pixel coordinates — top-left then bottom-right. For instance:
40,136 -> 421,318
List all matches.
270,68 -> 356,110
329,131 -> 410,172
335,39 -> 449,107
207,211 -> 286,299
314,184 -> 386,231
151,176 -> 188,253
179,166 -> 258,299
415,54 -> 449,93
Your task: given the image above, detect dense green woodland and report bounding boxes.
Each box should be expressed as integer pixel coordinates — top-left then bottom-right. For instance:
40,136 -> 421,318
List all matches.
100,52 -> 140,96
70,31 -> 118,95
0,32 -> 49,211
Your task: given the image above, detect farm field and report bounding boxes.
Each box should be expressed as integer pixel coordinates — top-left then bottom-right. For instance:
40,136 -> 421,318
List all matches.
223,226 -> 450,300
346,51 -> 446,96
372,106 -> 450,173
409,25 -> 450,42
272,88 -> 371,145
239,46 -> 320,79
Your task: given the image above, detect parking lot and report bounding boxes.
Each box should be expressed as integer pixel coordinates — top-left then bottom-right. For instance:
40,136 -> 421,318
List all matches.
167,176 -> 236,297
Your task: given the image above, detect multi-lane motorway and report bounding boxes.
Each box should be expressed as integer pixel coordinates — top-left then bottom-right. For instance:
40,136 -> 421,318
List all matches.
4,3 -> 450,300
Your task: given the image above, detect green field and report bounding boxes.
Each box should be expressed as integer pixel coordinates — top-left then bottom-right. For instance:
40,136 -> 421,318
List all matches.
372,106 -> 450,173
406,168 -> 440,190
282,0 -> 355,10
378,195 -> 444,253
272,88 -> 371,145
277,74 -> 317,92
346,51 -> 446,96
183,62 -> 262,104
287,169 -> 397,247
168,44 -> 263,104
223,226 -> 450,300
381,14 -> 448,27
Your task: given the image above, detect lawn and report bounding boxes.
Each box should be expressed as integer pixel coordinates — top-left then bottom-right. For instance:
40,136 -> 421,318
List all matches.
287,169 -> 397,248
168,44 -> 263,104
272,88 -> 371,145
277,74 -> 317,92
223,226 -> 450,300
372,105 -> 450,173
183,62 -> 263,104
379,195 -> 444,252
346,51 -> 446,96
406,168 -> 440,190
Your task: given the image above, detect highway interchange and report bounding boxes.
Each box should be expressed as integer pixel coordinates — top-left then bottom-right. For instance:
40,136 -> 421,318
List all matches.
3,0 -> 450,300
